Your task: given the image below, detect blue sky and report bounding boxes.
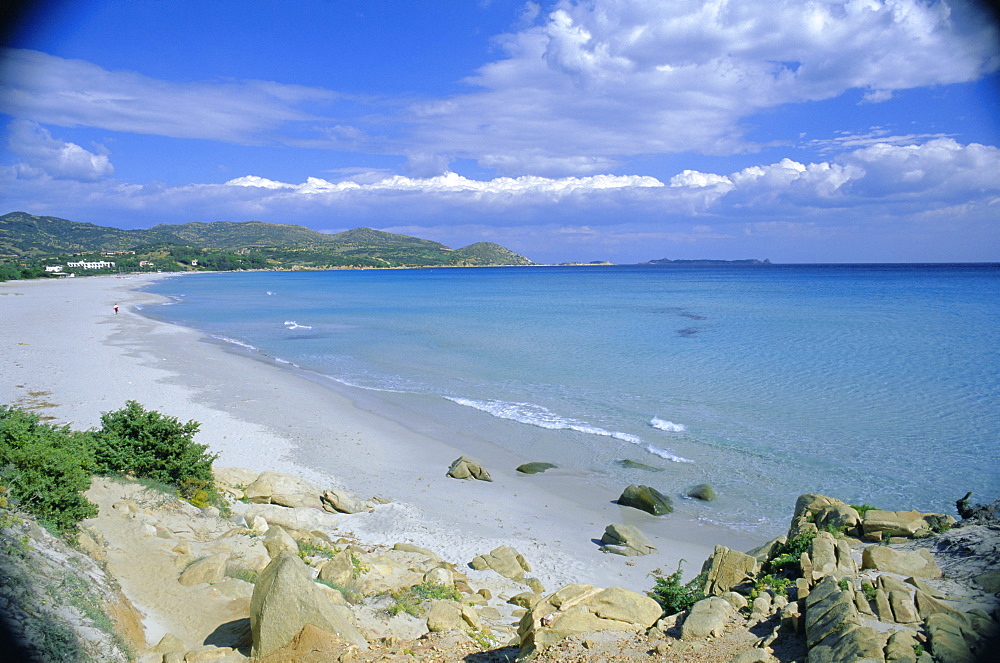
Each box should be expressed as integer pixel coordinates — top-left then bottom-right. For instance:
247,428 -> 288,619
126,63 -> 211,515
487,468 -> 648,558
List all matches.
1,0 -> 998,263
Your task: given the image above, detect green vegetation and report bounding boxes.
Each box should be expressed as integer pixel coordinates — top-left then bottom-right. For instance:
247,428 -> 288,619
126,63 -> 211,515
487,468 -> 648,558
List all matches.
750,574 -> 793,600
861,580 -> 878,602
647,560 -> 706,615
0,406 -> 98,533
0,211 -> 534,278
297,539 -> 342,560
764,531 -> 817,576
92,400 -> 217,500
0,401 -> 222,535
384,582 -> 463,617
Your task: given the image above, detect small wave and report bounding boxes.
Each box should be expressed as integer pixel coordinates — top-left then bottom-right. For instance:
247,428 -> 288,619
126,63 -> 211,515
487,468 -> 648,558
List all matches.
645,444 -> 693,463
274,357 -> 294,365
212,335 -> 257,351
266,291 -> 275,295
651,417 -> 686,432
283,320 -> 313,330
447,397 -> 641,443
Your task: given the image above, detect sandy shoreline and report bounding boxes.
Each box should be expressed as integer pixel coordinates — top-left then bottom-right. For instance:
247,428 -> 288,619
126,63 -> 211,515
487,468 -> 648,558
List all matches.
1,273 -> 763,594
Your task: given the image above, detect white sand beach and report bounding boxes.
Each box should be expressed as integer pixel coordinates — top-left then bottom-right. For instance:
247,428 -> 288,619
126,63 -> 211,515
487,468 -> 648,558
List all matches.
0,274 -> 762,595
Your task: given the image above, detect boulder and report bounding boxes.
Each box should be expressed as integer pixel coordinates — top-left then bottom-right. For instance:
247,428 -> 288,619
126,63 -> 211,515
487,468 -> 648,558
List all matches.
517,584 -> 661,655
320,489 -> 372,515
317,550 -> 356,588
680,596 -> 734,639
720,591 -> 748,612
178,554 -> 228,586
255,623 -> 357,663
238,503 -> 335,533
686,483 -> 716,501
810,532 -> 838,578
263,525 -> 299,559
889,589 -> 920,623
885,629 -> 920,663
616,484 -> 673,516
446,456 -> 493,481
425,600 -> 465,632
425,600 -> 483,632
745,535 -> 786,561
470,545 -> 531,580
732,649 -> 778,663
598,523 -> 656,556
244,471 -> 323,509
516,462 -> 557,475
793,494 -> 844,519
861,546 -> 941,577
925,612 -> 977,663
814,504 -> 861,532
250,552 -> 367,658
700,545 -> 759,596
862,509 -> 953,538
213,466 -> 260,488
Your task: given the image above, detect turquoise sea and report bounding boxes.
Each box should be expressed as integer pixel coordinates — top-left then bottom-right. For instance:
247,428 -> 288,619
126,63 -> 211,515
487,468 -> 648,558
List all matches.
141,264 -> 1000,536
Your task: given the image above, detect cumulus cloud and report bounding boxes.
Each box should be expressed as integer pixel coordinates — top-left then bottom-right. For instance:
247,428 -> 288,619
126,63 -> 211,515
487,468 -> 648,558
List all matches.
6,120 -> 113,181
0,49 -> 342,145
408,0 -> 1000,172
225,170 -> 665,196
3,138 -> 996,251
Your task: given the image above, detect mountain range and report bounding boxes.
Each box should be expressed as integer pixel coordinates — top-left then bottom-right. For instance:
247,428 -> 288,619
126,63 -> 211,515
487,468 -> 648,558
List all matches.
0,212 -> 534,270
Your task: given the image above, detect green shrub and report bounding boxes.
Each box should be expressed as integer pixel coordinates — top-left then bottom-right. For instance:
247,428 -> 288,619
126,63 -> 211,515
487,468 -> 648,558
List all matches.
750,574 -> 793,600
93,401 -> 217,493
0,405 -> 97,534
384,582 -> 463,617
764,531 -> 817,576
647,560 -> 706,615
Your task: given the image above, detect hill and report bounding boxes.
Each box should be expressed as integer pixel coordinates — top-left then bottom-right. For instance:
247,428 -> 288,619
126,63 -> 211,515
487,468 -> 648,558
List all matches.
0,212 -> 534,272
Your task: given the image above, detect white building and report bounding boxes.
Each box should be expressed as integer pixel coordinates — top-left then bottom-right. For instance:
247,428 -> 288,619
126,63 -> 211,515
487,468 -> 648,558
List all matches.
67,260 -> 116,269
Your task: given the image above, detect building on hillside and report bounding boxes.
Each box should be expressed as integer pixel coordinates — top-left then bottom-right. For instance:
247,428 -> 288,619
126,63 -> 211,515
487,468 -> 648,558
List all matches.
44,265 -> 63,272
66,260 -> 116,269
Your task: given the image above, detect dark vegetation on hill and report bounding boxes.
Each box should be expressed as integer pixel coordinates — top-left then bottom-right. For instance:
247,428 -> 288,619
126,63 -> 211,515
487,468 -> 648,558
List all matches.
0,211 -> 534,279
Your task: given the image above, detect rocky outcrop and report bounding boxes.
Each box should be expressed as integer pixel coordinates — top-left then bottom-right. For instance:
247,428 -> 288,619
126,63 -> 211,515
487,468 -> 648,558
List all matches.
250,552 -> 367,658
598,523 -> 656,556
680,596 -> 734,639
517,584 -> 662,655
244,471 -> 324,509
320,488 -> 373,514
470,545 -> 532,580
701,545 -> 760,596
616,484 -> 673,515
446,456 -> 493,481
861,546 -> 941,577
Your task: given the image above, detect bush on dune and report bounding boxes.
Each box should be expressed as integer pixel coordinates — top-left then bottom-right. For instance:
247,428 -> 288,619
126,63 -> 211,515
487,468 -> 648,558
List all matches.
92,400 -> 217,497
1,401 -> 221,535
0,406 -> 98,533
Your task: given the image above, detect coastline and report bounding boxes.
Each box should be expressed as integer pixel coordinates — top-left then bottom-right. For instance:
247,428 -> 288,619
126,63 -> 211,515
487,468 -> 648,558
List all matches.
0,273 -> 763,593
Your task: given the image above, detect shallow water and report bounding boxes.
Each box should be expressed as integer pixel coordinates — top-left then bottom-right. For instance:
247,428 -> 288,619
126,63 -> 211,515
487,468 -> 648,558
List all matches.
142,264 -> 1000,535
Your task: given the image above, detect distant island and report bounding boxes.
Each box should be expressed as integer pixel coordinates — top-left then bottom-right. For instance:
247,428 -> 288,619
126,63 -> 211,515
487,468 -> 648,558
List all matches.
642,258 -> 772,266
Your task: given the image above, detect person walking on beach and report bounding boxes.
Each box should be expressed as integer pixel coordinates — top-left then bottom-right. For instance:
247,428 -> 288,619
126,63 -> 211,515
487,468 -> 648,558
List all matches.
114,305 -> 119,314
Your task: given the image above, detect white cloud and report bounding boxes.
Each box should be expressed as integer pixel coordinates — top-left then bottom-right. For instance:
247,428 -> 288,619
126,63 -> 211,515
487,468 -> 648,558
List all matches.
408,0 -> 999,171
226,170 -> 665,197
6,120 -> 113,181
0,49 -> 341,144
